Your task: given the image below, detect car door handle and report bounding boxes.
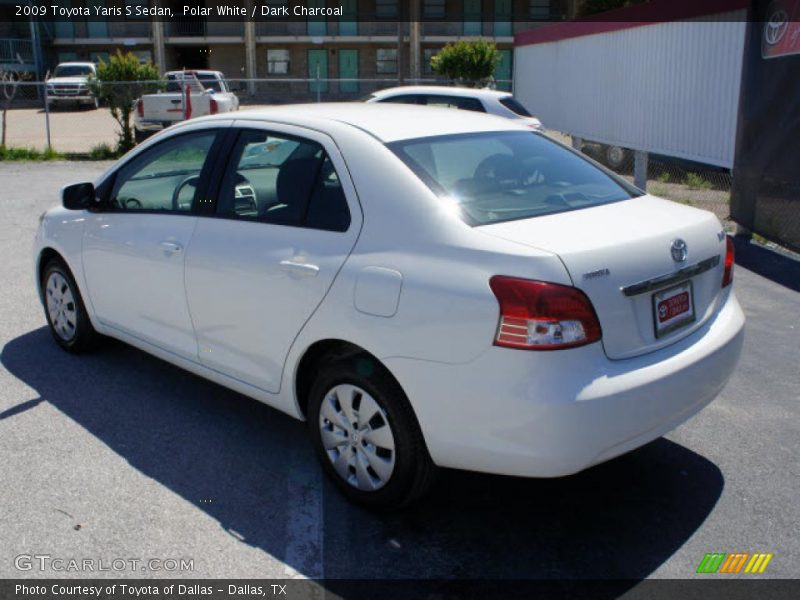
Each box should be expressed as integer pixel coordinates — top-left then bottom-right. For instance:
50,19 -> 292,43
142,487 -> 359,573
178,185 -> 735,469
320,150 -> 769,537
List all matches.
160,241 -> 183,255
280,259 -> 319,277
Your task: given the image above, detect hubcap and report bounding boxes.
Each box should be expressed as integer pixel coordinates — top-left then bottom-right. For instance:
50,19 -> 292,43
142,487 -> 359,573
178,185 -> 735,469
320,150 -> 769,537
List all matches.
45,272 -> 77,342
319,384 -> 396,491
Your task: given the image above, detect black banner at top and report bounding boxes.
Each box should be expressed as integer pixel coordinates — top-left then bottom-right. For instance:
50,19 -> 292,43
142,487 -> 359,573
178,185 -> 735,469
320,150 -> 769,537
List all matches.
5,0 -> 759,24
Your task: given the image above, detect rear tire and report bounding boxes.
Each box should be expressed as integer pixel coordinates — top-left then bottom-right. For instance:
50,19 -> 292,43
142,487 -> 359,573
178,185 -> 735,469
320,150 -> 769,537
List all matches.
605,145 -> 631,172
41,258 -> 99,353
308,356 -> 437,509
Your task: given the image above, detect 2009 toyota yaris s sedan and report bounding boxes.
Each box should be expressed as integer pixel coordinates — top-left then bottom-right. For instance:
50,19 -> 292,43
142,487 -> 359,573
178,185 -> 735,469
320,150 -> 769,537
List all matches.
34,104 -> 744,508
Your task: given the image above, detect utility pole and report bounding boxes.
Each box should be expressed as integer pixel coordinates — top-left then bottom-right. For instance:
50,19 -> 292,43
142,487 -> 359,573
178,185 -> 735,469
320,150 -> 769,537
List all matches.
409,1 -> 420,83
244,0 -> 257,96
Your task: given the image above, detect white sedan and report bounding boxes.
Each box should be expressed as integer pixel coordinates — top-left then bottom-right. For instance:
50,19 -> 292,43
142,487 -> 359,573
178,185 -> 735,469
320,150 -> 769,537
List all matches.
34,104 -> 744,508
364,85 -> 544,130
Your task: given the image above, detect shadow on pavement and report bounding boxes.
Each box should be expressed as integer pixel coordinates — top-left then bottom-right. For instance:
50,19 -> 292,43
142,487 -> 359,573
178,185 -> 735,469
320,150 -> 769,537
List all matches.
733,236 -> 800,293
2,328 -> 724,596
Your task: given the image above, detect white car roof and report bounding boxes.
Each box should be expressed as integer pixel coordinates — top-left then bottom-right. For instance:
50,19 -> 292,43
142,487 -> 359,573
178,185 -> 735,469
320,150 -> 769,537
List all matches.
229,103 -> 524,143
56,62 -> 95,67
165,70 -> 223,77
370,86 -> 512,100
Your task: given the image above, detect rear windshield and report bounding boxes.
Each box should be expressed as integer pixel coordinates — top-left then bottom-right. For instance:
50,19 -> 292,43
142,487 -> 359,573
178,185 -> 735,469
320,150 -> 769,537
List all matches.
165,74 -> 224,92
54,65 -> 93,77
389,131 -> 640,226
499,97 -> 533,117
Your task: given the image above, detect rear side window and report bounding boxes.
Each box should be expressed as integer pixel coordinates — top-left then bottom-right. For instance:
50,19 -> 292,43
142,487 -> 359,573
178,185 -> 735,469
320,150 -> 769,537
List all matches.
422,95 -> 486,113
216,130 -> 350,232
378,94 -> 421,105
499,97 -> 533,117
390,131 -> 640,226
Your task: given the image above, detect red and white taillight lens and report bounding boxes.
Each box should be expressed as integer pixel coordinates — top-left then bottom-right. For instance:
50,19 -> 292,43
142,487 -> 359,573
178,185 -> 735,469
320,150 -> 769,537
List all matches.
135,98 -> 143,118
489,276 -> 602,350
722,235 -> 734,288
209,97 -> 219,114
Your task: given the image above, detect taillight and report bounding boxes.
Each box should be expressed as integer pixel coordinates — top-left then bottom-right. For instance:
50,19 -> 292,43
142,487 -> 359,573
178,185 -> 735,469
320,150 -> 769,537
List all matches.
489,276 -> 602,350
722,235 -> 734,287
135,98 -> 143,118
209,97 -> 218,114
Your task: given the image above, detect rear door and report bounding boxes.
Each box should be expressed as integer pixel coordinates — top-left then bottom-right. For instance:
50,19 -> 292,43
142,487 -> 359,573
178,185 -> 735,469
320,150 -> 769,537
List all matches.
184,123 -> 361,393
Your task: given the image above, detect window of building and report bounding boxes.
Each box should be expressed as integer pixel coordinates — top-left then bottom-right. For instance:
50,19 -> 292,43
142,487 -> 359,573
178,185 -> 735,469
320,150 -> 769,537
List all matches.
529,0 -> 551,19
375,0 -> 398,18
267,49 -> 290,75
423,0 -> 446,19
89,51 -> 110,64
376,48 -> 397,74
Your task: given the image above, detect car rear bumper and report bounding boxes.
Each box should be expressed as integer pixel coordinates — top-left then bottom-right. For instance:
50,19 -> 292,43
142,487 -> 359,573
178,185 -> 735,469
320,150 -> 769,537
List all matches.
385,290 -> 744,478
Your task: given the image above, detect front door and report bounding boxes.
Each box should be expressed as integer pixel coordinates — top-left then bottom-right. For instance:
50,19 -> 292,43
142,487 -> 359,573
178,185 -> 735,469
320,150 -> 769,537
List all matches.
339,49 -> 358,94
82,129 -> 223,359
184,124 -> 360,393
308,48 -> 328,94
339,0 -> 358,35
494,0 -> 512,37
463,0 -> 482,36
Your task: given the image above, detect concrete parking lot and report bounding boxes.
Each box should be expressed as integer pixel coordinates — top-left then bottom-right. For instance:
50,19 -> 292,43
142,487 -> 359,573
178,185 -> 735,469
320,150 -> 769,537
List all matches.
0,162 -> 798,588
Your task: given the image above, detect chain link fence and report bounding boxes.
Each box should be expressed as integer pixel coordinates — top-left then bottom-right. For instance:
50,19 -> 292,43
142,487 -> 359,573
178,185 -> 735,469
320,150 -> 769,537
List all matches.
552,135 -> 735,234
0,77 -> 511,153
0,77 -> 737,234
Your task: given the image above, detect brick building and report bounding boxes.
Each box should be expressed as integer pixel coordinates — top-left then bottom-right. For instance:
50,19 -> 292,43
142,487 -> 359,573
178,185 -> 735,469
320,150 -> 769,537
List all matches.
2,0 -> 577,101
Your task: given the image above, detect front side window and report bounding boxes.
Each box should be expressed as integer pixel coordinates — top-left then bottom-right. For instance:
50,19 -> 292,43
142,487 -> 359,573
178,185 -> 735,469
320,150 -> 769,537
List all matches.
267,49 -> 290,75
110,132 -> 217,212
216,130 -> 350,232
389,131 -> 640,226
379,94 -> 421,105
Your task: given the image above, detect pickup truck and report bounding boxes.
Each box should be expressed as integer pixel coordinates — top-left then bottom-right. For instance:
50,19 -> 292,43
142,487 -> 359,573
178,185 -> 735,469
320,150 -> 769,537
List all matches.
133,70 -> 239,142
46,62 -> 98,110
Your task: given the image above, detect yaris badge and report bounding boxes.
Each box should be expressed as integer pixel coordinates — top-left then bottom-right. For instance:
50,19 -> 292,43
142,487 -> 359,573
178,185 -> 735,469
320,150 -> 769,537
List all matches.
671,239 -> 688,262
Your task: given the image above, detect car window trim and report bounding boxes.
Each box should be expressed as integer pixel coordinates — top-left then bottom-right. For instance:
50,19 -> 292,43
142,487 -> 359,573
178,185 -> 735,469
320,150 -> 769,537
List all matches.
204,126 -> 352,232
91,128 -> 229,217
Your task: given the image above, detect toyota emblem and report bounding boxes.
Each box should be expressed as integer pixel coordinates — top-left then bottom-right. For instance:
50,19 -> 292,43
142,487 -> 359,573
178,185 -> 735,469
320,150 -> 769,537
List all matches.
671,239 -> 688,263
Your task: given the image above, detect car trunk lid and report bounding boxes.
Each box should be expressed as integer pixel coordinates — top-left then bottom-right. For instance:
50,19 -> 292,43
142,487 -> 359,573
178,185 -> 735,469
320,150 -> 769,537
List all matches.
478,196 -> 728,359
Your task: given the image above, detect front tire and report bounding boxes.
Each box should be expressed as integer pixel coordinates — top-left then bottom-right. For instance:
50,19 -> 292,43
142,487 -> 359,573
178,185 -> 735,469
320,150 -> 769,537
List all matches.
42,258 -> 99,353
308,357 -> 436,509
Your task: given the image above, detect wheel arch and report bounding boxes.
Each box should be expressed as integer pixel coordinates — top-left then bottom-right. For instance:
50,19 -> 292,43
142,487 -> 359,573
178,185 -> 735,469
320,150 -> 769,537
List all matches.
294,339 -> 406,421
36,247 -> 66,301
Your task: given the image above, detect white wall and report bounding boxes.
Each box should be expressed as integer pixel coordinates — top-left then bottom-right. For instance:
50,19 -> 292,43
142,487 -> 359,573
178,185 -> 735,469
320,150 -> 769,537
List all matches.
514,12 -> 747,168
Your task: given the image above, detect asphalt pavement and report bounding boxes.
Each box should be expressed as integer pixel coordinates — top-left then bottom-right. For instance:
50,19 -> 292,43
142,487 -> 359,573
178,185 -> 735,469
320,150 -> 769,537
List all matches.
0,162 -> 798,589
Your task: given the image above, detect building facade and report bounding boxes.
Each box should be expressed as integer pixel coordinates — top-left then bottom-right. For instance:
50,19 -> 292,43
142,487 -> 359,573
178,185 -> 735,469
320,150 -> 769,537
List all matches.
3,0 -> 575,101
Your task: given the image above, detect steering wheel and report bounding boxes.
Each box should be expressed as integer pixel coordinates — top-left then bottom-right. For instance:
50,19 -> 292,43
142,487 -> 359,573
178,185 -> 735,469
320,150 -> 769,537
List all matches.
172,174 -> 200,210
474,153 -> 523,187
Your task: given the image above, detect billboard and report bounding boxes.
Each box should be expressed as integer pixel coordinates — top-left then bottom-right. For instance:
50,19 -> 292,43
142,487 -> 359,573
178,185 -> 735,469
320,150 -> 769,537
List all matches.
731,0 -> 800,251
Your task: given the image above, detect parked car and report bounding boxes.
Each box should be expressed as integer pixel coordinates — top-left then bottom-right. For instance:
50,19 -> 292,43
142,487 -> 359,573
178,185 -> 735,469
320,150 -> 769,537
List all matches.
46,62 -> 98,110
133,70 -> 239,142
364,85 -> 544,130
35,104 -> 744,508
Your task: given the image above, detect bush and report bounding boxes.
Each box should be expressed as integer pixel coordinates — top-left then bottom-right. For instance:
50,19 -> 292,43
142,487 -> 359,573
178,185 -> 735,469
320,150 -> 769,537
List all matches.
90,51 -> 161,154
430,40 -> 501,87
89,143 -> 118,160
0,145 -> 63,161
686,172 -> 713,190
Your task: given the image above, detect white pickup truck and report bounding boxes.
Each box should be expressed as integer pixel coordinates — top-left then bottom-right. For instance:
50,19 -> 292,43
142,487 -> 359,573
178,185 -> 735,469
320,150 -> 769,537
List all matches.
46,62 -> 99,110
133,70 -> 239,142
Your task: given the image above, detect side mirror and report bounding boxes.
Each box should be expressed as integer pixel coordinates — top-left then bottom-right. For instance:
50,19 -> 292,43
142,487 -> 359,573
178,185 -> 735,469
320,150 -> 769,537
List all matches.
62,182 -> 96,210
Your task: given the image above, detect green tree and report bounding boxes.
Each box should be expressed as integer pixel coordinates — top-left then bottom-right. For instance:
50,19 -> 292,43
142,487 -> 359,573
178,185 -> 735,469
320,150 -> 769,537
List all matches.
90,51 -> 161,153
430,40 -> 501,87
